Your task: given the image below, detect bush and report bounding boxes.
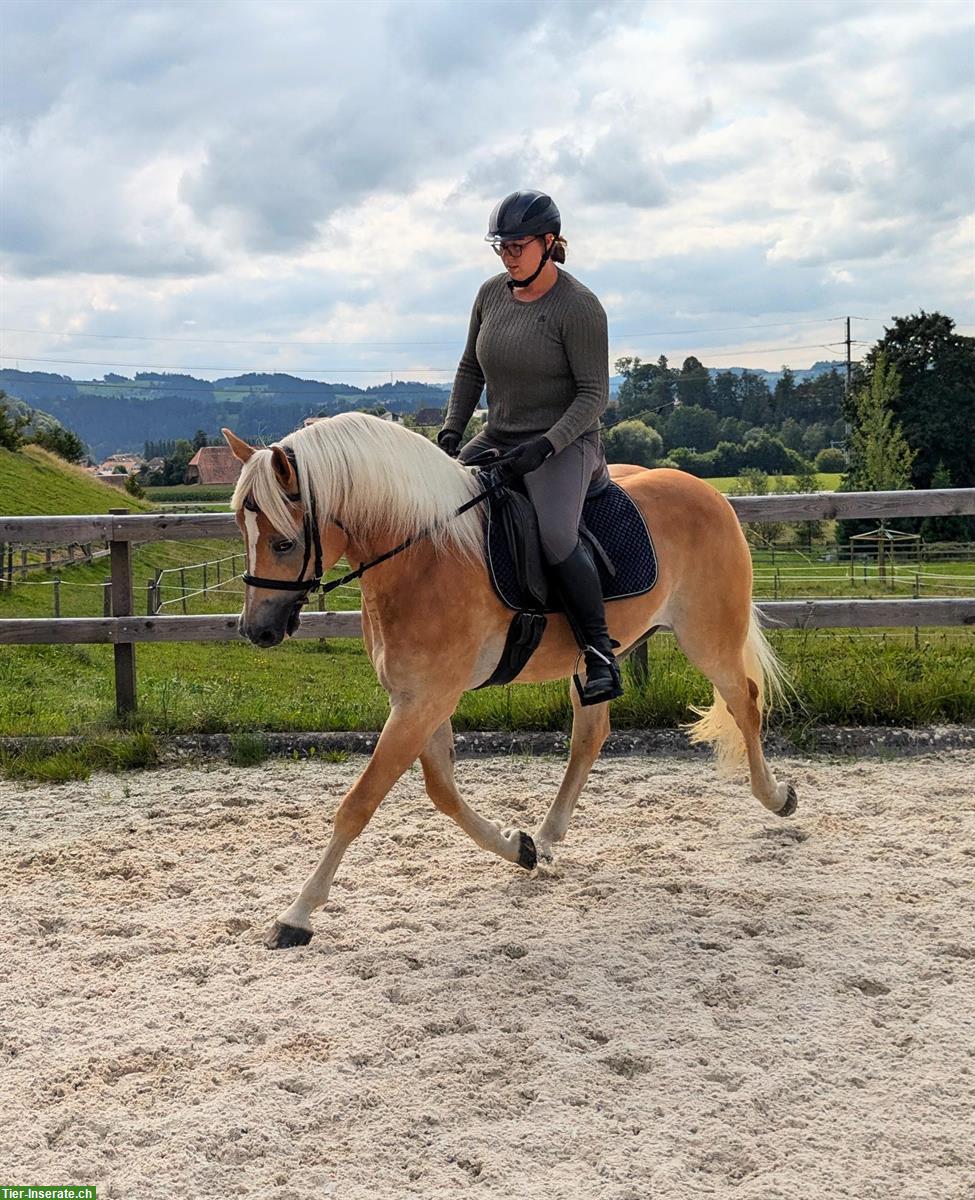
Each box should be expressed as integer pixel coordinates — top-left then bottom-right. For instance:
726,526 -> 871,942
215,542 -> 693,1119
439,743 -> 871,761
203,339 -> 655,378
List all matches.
815,446 -> 848,472
603,420 -> 663,468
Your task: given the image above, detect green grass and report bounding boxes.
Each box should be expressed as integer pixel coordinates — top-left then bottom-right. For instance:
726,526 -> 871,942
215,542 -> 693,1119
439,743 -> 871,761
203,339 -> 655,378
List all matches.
0,445 -> 153,516
0,731 -> 159,783
0,628 -> 971,740
703,472 -> 843,494
144,484 -> 235,502
228,731 -> 268,766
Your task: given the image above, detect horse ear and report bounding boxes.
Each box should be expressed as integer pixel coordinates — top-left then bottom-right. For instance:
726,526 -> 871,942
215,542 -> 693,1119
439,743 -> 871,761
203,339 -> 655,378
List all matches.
222,428 -> 256,463
270,445 -> 297,492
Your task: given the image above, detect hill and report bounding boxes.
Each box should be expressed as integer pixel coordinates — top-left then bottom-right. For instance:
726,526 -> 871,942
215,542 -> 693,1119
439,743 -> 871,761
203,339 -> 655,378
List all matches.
0,370 -> 451,458
0,445 -> 152,516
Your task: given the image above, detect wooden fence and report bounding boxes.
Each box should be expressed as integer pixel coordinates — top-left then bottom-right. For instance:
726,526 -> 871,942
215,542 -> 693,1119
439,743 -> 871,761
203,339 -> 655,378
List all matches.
0,489 -> 972,715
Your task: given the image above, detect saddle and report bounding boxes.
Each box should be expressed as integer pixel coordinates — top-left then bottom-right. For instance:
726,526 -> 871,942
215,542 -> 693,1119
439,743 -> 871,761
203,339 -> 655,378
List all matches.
470,460 -> 658,688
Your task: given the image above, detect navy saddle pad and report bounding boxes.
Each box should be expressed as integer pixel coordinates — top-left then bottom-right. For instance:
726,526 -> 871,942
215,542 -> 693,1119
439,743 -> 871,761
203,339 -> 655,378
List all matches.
486,479 -> 658,613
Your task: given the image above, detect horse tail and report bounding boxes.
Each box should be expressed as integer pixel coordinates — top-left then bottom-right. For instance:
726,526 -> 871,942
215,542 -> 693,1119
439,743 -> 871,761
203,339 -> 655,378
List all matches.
686,605 -> 788,776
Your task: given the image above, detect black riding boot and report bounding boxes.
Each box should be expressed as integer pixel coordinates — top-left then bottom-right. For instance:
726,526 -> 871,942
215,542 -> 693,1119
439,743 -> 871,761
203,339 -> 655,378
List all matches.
550,539 -> 624,706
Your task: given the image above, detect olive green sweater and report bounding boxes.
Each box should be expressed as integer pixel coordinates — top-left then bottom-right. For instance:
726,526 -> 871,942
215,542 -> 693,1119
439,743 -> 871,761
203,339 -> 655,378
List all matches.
444,268 -> 609,455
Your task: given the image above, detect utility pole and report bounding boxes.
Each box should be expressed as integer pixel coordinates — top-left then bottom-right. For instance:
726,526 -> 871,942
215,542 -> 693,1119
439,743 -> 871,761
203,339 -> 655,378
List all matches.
845,316 -> 852,401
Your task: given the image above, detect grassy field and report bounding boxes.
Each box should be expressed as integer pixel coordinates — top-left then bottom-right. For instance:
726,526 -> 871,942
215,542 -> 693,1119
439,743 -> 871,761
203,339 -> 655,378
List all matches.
703,472 -> 843,494
0,627 -> 972,743
0,446 -> 152,515
144,484 -> 235,503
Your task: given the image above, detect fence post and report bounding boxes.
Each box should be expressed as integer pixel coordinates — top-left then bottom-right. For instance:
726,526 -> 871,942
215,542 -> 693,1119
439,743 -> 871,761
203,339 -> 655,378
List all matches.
146,579 -> 155,616
6,544 -> 13,588
102,579 -> 112,616
109,509 -> 137,716
632,641 -> 648,686
45,548 -> 52,570
180,567 -> 187,614
19,548 -> 27,579
53,577 -> 61,618
203,560 -> 208,594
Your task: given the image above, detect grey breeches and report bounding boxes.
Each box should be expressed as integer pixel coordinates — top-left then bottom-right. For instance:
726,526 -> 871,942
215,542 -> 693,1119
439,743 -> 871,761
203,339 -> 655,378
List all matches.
460,429 -> 610,565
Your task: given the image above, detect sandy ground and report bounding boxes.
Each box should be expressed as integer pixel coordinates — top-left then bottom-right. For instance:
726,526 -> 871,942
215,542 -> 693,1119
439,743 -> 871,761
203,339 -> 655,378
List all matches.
1,748 -> 973,1200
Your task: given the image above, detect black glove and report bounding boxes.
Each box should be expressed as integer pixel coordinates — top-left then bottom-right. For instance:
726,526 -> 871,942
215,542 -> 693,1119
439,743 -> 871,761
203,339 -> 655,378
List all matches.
496,436 -> 554,482
437,428 -> 462,458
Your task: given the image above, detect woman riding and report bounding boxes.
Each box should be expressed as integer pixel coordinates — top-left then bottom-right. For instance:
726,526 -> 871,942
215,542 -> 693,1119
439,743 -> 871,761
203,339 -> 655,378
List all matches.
437,189 -> 623,704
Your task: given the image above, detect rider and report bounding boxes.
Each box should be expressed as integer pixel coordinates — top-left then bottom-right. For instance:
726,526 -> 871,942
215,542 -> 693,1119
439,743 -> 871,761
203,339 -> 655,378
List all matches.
437,189 -> 623,704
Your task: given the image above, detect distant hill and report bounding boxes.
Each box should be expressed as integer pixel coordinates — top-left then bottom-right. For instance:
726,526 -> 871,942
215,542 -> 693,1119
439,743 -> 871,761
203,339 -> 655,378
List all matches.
0,445 -> 152,517
0,371 -> 452,458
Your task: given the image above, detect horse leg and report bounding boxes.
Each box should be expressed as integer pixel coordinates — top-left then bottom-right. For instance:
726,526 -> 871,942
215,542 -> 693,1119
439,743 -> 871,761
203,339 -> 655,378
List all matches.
676,617 -> 796,816
533,685 -> 611,862
419,720 -> 537,869
266,698 -> 458,949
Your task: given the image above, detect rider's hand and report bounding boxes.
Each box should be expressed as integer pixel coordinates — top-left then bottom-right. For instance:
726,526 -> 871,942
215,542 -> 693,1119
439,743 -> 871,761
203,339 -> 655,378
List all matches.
437,428 -> 462,458
496,436 -> 554,482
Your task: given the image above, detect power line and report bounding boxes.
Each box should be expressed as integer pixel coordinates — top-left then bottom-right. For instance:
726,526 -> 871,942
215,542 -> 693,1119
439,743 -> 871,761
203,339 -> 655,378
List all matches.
0,315 -> 860,349
0,342 -> 848,377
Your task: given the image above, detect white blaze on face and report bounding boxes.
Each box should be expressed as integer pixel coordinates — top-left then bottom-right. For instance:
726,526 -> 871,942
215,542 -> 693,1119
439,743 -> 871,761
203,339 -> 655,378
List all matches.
244,509 -> 261,578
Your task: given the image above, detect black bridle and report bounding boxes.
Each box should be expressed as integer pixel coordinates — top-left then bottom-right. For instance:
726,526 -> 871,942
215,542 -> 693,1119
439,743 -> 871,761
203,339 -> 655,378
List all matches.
240,449 -> 504,609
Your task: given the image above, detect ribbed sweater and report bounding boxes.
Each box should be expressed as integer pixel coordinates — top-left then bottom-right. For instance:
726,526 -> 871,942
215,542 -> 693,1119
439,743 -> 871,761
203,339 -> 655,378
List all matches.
444,268 -> 609,455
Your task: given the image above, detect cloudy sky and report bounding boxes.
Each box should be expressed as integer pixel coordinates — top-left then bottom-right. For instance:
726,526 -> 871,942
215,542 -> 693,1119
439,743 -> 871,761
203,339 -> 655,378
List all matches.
1,0 -> 972,387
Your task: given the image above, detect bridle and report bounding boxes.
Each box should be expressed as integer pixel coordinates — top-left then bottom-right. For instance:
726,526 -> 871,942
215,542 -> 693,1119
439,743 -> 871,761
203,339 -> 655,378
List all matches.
240,447 -> 505,615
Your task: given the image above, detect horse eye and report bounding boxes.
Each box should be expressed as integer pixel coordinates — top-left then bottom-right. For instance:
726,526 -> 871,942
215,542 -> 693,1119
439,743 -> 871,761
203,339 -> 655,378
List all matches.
272,539 -> 296,554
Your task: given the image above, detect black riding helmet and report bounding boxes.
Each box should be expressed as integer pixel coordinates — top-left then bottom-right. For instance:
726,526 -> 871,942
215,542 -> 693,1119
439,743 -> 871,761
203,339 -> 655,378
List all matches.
486,190 -> 561,290
485,190 -> 561,243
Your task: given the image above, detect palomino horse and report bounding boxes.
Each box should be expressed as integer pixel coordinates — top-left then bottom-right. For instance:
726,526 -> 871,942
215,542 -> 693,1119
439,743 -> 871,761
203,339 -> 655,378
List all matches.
224,413 -> 797,949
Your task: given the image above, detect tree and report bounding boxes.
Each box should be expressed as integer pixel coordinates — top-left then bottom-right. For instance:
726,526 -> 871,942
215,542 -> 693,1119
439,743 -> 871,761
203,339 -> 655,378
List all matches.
919,462 -> 972,543
676,356 -> 712,409
32,423 -> 86,463
838,353 -> 916,544
729,469 -> 779,545
801,423 -> 829,459
778,417 -> 805,452
614,356 -> 676,421
603,420 -> 663,468
0,391 -> 28,450
192,429 -> 210,452
862,311 -> 975,489
664,403 -> 719,451
790,457 -> 824,547
739,372 -> 772,426
773,367 -> 798,421
844,353 -> 915,492
161,439 -> 195,485
711,371 -> 741,420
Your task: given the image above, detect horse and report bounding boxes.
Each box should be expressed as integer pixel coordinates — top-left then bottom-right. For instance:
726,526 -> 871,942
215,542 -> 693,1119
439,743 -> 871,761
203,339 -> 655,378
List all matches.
223,413 -> 797,950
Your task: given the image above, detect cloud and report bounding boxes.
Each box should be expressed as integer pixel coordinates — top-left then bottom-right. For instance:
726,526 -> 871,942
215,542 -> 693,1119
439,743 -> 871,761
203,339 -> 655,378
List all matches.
0,0 -> 971,384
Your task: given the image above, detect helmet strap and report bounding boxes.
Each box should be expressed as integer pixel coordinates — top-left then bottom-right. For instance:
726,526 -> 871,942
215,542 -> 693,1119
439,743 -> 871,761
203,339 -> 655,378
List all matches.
507,237 -> 554,290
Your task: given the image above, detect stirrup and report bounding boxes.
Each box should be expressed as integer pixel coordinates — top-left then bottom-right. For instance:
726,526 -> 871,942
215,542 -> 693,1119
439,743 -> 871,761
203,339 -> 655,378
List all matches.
572,645 -> 624,707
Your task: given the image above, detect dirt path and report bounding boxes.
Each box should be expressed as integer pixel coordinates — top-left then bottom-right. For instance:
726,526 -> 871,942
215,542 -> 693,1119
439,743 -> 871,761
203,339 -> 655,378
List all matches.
1,750 -> 973,1199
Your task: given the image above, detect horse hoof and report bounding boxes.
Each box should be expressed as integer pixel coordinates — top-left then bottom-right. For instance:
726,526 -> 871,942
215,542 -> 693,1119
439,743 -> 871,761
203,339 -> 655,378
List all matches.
265,921 -> 313,950
517,832 -> 538,871
777,785 -> 798,818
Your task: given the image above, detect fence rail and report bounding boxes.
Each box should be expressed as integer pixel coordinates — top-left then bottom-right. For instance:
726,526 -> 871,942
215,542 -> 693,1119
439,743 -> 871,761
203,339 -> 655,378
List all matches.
1,489 -> 973,715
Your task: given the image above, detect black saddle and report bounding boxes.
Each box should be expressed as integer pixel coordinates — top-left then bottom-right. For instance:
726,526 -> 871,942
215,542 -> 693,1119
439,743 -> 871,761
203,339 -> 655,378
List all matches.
468,456 -> 657,688
485,474 -> 657,613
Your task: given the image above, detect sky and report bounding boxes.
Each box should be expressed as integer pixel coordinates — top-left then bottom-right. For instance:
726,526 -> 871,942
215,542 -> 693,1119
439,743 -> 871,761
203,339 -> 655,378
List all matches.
1,0 -> 973,388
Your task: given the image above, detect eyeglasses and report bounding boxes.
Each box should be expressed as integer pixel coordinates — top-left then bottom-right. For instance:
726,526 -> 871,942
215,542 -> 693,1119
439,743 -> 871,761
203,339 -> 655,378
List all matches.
491,237 -> 538,258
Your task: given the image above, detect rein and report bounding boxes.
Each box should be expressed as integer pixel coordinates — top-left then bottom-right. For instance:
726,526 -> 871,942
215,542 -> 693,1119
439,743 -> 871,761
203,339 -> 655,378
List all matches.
241,449 -> 505,603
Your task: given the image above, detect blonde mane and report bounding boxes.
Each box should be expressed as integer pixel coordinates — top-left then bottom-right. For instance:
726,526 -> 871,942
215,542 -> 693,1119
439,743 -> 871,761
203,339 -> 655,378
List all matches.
231,413 -> 485,562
